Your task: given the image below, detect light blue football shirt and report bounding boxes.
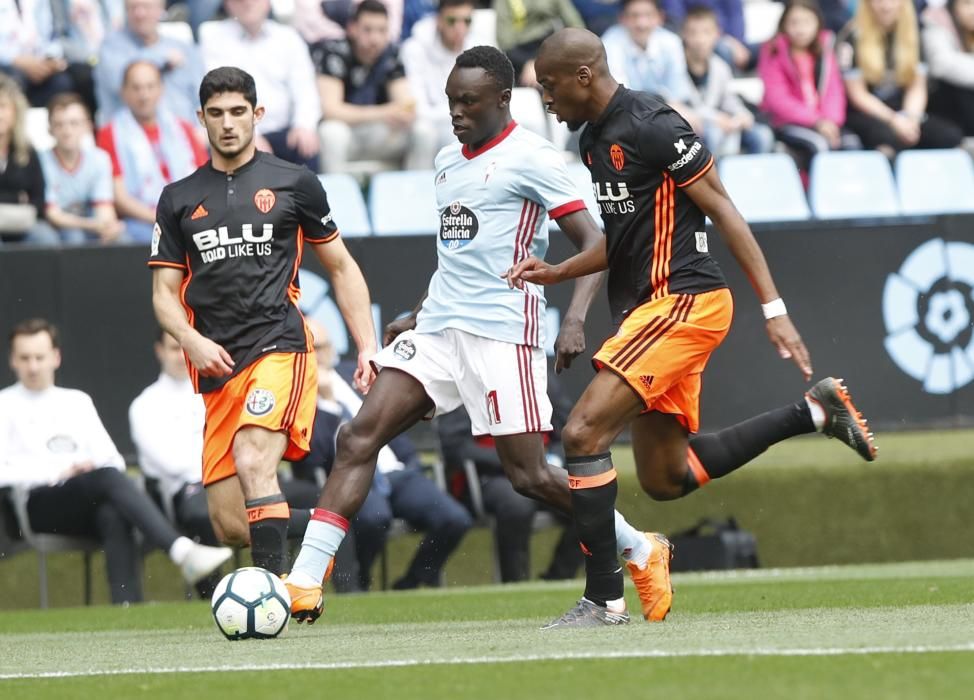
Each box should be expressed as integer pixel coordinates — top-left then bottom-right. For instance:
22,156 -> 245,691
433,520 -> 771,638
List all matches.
39,146 -> 114,217
416,123 -> 587,348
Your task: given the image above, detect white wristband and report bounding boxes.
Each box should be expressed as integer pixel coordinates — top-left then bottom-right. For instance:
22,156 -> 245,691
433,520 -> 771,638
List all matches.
762,298 -> 787,320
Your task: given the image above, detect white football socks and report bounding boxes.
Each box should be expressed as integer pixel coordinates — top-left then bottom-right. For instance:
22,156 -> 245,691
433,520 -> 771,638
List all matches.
288,516 -> 347,588
168,536 -> 194,565
805,396 -> 826,431
615,510 -> 652,566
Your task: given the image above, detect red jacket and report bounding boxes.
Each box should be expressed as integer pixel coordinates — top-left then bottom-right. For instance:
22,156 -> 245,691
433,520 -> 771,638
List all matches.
758,31 -> 846,129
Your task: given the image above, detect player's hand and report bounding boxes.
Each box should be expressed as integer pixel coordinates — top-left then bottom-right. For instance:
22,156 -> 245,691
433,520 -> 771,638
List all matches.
554,316 -> 586,373
182,332 -> 235,378
766,316 -> 813,381
353,351 -> 376,394
287,127 -> 320,159
383,314 -> 417,347
503,257 -> 563,289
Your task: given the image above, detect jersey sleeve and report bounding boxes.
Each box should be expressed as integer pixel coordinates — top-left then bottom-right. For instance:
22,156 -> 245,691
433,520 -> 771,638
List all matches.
636,109 -> 714,188
295,169 -> 339,244
147,188 -> 187,268
515,143 -> 587,220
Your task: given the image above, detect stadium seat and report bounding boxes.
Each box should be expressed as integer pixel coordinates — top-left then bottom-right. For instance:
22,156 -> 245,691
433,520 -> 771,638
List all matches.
368,170 -> 439,235
895,149 -> 974,215
156,21 -> 193,44
26,108 -> 53,151
8,485 -> 98,609
317,173 -> 372,237
510,87 -> 548,139
549,162 -> 604,231
808,151 -> 901,219
718,153 -> 811,223
470,8 -> 497,47
744,1 -> 784,45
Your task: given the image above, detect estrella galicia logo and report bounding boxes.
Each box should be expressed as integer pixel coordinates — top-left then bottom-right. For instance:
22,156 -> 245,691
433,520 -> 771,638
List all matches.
245,388 -> 276,416
393,339 -> 416,361
440,201 -> 479,250
882,238 -> 974,394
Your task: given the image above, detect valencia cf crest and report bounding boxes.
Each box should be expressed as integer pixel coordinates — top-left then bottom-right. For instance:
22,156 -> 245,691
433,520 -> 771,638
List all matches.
610,144 -> 625,171
254,188 -> 276,214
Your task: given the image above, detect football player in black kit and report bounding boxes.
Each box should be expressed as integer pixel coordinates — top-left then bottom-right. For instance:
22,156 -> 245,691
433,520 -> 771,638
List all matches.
507,29 -> 878,627
149,67 -> 377,579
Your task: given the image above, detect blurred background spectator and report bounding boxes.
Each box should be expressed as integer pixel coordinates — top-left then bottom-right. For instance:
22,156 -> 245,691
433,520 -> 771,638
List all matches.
759,0 -> 852,177
95,0 -> 204,125
39,92 -> 123,244
494,0 -> 584,87
296,0 -> 406,44
574,0 -> 622,36
202,0 -> 321,169
402,0 -> 478,152
838,0 -> 963,157
0,75 -> 55,245
313,0 -> 435,174
603,0 -> 702,131
923,0 -> 974,137
95,60 -> 206,242
682,5 -> 774,155
663,0 -> 752,70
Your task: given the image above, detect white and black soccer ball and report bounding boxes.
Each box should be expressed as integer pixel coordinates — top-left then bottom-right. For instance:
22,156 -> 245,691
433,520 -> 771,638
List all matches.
211,567 -> 291,640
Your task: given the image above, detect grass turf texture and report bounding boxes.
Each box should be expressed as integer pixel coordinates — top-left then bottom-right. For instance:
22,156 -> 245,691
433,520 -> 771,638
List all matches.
1,560 -> 973,699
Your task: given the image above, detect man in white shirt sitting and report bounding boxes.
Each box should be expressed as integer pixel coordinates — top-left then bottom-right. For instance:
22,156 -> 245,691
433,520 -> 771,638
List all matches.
0,318 -> 231,604
129,330 -> 321,596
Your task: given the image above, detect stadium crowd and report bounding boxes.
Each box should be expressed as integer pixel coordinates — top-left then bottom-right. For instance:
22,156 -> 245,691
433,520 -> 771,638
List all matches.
0,0 -> 972,244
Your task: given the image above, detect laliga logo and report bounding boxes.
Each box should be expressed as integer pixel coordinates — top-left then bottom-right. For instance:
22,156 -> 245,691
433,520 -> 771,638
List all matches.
882,238 -> 974,394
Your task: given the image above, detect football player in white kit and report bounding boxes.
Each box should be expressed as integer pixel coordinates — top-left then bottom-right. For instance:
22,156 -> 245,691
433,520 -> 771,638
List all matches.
284,46 -> 673,626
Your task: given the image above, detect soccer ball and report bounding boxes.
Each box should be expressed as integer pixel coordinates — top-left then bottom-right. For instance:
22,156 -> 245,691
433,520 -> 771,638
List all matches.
211,567 -> 291,640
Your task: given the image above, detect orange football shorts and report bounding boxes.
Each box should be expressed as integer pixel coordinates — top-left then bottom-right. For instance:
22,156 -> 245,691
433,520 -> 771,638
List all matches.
201,351 -> 317,486
593,288 -> 733,433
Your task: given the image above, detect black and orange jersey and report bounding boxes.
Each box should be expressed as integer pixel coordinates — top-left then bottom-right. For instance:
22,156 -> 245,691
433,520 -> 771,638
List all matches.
579,86 -> 727,323
147,151 -> 339,393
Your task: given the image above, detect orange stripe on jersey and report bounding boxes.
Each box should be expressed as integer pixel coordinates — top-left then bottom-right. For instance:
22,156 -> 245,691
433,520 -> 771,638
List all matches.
658,174 -> 675,298
147,260 -> 187,270
288,226 -> 305,306
178,254 -> 200,392
676,155 -> 714,188
306,230 -> 340,244
651,179 -> 663,298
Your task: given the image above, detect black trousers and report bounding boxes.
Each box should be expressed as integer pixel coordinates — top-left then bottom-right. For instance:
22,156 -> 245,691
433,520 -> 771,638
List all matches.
845,107 -> 964,151
27,468 -> 181,604
929,81 -> 974,136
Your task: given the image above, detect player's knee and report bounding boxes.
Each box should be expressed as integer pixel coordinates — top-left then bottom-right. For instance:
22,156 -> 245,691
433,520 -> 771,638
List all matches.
335,420 -> 380,465
561,417 -> 610,457
507,466 -> 547,500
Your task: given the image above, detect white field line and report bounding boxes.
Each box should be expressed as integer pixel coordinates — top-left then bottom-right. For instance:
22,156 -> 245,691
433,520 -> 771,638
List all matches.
2,643 -> 973,680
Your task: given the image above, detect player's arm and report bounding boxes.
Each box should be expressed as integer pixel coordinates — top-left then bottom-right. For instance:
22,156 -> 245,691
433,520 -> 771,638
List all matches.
310,239 -> 378,391
151,267 -> 235,377
505,236 -> 607,287
318,74 -> 395,126
683,167 -> 813,380
549,209 -> 606,372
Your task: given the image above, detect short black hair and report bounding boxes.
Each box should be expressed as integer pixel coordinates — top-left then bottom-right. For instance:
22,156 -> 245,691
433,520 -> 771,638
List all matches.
454,45 -> 514,92
621,0 -> 662,11
683,4 -> 718,24
353,0 -> 387,21
439,0 -> 475,11
9,318 -> 60,351
199,66 -> 257,109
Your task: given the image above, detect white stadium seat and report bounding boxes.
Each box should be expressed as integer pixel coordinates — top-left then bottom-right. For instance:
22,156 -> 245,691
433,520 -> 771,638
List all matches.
718,153 -> 811,223
895,149 -> 974,215
510,87 -> 548,139
318,173 -> 372,237
744,1 -> 784,45
157,21 -> 193,45
368,170 -> 439,235
809,151 -> 900,219
26,108 -> 54,151
470,8 -> 497,47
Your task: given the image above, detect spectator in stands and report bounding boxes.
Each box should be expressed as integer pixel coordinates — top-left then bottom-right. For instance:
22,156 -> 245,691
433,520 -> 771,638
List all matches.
402,0 -> 438,40
39,93 -> 123,245
602,0 -> 702,130
663,0 -> 751,70
574,0 -> 622,36
784,0 -> 852,34
838,0 -> 964,156
129,330 -> 320,597
759,0 -> 851,174
95,60 -> 207,242
402,0 -> 478,152
682,6 -> 774,155
95,0 -> 205,125
295,0 -> 407,44
0,75 -> 56,246
923,0 -> 974,135
437,404 -> 583,583
494,0 -> 585,87
202,0 -> 321,170
0,0 -> 119,115
290,319 -> 472,590
0,318 -> 232,605
313,0 -> 436,173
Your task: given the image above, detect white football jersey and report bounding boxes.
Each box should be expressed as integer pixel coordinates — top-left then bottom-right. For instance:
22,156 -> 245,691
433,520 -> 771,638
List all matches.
416,122 -> 586,347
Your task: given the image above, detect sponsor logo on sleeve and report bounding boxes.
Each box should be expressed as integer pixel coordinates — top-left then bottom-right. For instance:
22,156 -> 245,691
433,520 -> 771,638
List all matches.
695,231 -> 709,253
150,222 -> 161,256
668,140 -> 702,172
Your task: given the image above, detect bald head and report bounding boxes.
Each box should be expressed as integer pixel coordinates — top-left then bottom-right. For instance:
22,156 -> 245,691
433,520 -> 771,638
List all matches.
537,28 -> 610,78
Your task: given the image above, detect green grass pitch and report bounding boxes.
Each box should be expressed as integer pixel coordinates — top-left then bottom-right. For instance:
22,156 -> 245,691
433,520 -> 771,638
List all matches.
2,559 -> 973,699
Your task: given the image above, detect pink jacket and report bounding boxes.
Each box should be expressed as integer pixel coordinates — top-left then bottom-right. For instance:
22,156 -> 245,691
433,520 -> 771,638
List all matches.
758,31 -> 846,128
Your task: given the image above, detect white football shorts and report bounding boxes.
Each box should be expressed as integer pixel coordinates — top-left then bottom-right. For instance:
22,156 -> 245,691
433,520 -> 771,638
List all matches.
371,328 -> 552,437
